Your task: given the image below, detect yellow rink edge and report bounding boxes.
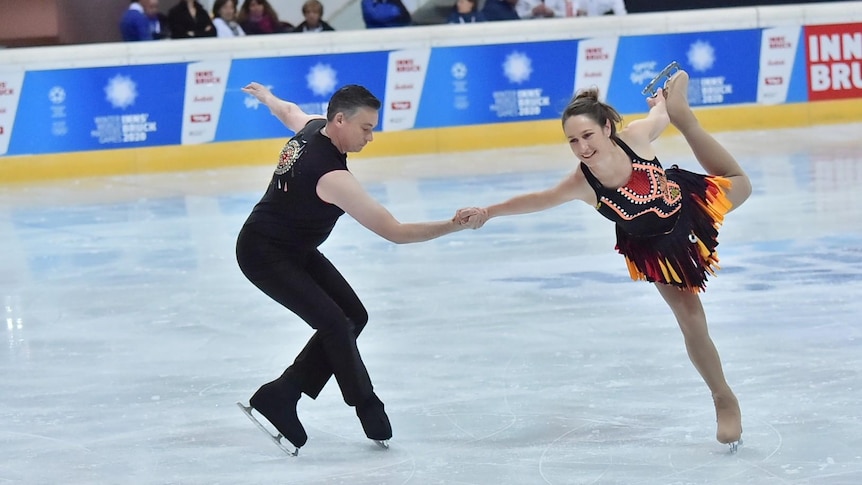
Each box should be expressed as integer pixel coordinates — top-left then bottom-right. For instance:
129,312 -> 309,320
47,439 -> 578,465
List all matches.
1,99 -> 860,185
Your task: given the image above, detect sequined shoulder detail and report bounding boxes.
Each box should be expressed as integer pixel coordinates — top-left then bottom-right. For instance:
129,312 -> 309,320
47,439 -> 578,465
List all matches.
275,139 -> 304,176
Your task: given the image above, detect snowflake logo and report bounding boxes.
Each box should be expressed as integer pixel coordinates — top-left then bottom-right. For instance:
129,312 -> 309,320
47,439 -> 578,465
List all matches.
451,62 -> 467,80
104,74 -> 137,109
503,51 -> 532,84
687,41 -> 715,72
630,61 -> 659,85
306,63 -> 337,97
49,86 -> 66,104
244,96 -> 261,110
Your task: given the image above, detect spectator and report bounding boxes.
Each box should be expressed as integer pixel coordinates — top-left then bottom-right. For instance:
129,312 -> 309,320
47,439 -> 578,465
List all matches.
293,0 -> 335,32
362,0 -> 412,28
238,0 -> 293,35
575,0 -> 627,16
482,0 -> 520,21
168,0 -> 216,38
516,0 -> 567,18
120,0 -> 168,41
446,0 -> 486,23
212,0 -> 246,37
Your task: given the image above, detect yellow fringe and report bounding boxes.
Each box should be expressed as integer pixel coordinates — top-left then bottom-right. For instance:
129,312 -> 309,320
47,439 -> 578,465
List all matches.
657,258 -> 671,282
665,258 -> 683,284
696,238 -> 711,259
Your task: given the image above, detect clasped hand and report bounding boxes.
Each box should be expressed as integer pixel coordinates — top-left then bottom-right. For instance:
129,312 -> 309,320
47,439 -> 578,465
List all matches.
454,207 -> 489,229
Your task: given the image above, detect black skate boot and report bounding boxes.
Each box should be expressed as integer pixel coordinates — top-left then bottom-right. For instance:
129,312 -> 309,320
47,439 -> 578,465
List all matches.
249,378 -> 307,450
356,393 -> 392,448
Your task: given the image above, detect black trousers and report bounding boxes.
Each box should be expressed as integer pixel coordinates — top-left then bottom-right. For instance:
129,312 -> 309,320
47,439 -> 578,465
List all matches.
236,225 -> 372,406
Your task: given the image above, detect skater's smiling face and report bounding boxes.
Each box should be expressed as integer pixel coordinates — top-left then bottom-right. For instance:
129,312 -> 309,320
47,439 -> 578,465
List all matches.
561,88 -> 622,165
564,115 -> 613,163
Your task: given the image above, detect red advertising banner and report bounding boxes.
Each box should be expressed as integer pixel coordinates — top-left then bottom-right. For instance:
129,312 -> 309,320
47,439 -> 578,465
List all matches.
805,23 -> 862,101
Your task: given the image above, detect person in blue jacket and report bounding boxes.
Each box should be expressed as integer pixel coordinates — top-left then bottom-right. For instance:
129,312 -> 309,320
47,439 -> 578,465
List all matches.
481,0 -> 520,21
120,0 -> 166,41
362,0 -> 412,28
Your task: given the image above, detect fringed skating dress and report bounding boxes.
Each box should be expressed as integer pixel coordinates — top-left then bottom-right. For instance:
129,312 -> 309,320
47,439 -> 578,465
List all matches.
580,137 -> 733,293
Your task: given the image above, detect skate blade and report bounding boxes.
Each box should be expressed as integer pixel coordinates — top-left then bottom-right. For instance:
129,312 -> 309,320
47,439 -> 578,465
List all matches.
727,437 -> 743,454
641,61 -> 681,96
237,402 -> 299,457
373,439 -> 390,450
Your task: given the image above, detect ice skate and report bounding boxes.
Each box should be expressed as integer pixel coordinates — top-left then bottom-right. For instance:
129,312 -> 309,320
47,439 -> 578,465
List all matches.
714,392 -> 743,454
237,402 -> 299,456
243,379 -> 307,453
641,60 -> 681,97
356,393 -> 392,449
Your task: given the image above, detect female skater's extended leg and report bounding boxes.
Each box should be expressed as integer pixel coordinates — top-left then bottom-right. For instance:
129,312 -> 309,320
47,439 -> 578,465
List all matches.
664,71 -> 752,212
655,283 -> 742,446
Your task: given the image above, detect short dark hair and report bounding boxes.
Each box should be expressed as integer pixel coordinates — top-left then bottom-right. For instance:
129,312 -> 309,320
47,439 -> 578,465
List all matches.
302,0 -> 324,15
212,0 -> 236,18
326,85 -> 381,121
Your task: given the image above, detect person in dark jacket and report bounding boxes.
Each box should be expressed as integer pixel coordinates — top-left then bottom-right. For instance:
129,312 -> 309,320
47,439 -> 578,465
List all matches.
482,0 -> 520,21
238,0 -> 293,34
362,0 -> 412,28
447,0 -> 486,23
293,0 -> 336,32
168,0 -> 216,38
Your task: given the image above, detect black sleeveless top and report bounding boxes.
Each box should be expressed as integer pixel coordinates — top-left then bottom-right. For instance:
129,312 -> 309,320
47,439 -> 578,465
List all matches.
580,137 -> 682,237
244,119 -> 347,249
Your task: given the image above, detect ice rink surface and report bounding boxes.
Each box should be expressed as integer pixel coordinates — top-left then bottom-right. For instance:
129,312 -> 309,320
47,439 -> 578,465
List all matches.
2,123 -> 861,484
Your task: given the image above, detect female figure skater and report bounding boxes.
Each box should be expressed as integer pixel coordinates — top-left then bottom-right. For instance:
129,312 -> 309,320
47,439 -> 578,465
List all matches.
459,68 -> 750,451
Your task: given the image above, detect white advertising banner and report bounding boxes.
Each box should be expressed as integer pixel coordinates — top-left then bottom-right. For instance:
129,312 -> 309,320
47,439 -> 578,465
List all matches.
182,60 -> 231,145
757,26 -> 801,105
0,70 -> 25,156
574,37 -> 618,101
383,49 -> 431,132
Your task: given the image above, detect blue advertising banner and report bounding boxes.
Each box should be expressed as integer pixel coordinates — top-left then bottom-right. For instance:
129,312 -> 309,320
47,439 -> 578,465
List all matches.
607,30 -> 762,114
7,64 -> 186,155
413,40 -> 579,129
0,23 -> 842,163
215,52 -> 390,142
786,31 -> 808,103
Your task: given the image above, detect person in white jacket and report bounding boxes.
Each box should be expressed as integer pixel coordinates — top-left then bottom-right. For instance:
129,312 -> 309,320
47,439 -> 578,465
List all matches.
576,0 -> 627,16
212,0 -> 247,37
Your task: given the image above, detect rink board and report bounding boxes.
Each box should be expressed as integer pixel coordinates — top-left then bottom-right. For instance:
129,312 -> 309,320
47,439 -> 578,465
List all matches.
0,97 -> 858,184
1,9 -> 861,183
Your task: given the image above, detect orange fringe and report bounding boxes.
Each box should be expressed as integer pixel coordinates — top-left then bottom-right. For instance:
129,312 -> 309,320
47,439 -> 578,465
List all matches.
623,175 -> 732,293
